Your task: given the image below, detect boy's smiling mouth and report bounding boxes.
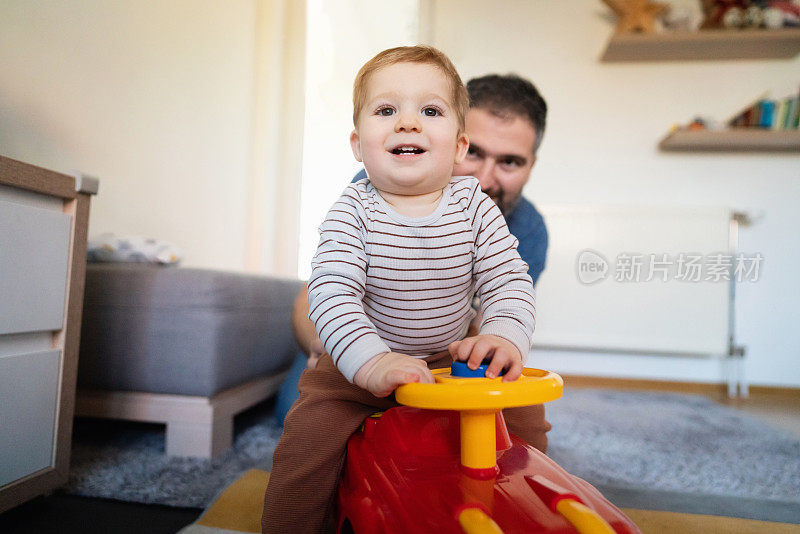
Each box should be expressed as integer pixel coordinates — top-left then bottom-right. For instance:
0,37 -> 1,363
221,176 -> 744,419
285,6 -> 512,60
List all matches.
389,144 -> 426,156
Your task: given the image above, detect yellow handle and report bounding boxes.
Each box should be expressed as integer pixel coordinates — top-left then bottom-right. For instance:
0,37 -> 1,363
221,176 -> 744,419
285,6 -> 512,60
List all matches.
556,499 -> 615,534
457,507 -> 504,534
460,410 -> 497,469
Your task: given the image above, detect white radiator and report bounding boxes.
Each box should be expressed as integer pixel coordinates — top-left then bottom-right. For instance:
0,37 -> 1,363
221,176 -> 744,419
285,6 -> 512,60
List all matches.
532,204 -> 747,395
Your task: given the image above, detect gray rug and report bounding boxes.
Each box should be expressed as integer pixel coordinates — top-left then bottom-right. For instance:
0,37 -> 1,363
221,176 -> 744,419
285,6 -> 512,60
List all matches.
64,407 -> 283,508
63,389 -> 800,510
546,390 -> 800,502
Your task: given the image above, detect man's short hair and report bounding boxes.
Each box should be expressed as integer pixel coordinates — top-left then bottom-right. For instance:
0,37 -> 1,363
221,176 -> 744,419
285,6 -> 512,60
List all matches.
466,74 -> 547,153
352,45 -> 469,132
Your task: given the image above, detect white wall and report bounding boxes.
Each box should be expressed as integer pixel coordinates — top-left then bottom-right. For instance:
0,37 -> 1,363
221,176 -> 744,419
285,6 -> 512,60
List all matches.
297,0 -> 421,280
0,1 -> 257,270
245,0 -> 306,276
430,0 -> 800,387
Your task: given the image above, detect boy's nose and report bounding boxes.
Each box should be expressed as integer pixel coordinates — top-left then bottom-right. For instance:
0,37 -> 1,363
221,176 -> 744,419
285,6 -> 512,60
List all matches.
394,111 -> 421,133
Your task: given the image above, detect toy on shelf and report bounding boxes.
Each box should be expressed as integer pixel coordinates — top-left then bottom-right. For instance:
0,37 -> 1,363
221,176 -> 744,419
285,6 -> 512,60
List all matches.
701,0 -> 800,29
662,0 -> 706,31
701,0 -> 750,28
664,88 -> 800,138
336,363 -> 642,533
602,0 -> 671,33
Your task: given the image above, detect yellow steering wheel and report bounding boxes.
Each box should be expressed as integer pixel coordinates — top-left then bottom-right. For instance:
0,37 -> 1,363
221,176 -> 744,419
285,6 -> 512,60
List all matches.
396,367 -> 563,410
395,367 -> 563,473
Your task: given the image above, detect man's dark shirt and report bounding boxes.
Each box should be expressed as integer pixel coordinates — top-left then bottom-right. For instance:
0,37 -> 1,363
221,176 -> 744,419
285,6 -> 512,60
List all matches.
351,170 -> 547,284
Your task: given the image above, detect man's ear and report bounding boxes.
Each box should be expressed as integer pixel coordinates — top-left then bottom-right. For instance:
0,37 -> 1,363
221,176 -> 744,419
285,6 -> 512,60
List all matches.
453,132 -> 469,164
350,130 -> 363,162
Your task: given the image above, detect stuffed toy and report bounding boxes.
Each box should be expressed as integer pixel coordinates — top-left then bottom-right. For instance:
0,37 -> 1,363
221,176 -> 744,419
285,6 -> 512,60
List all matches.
662,0 -> 706,30
602,0 -> 671,33
764,0 -> 800,27
700,0 -> 750,28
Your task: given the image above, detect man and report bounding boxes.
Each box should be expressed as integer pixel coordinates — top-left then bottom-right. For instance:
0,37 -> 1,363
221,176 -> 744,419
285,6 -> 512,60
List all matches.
274,73 -> 548,423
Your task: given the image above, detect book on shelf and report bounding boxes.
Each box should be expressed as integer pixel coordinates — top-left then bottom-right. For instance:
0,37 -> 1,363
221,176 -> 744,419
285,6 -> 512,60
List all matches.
727,89 -> 800,130
792,96 -> 800,130
772,99 -> 787,131
759,100 -> 775,128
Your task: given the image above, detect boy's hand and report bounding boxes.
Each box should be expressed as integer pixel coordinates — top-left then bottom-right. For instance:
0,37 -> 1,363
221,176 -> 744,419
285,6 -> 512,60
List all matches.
354,352 -> 435,398
448,335 -> 524,382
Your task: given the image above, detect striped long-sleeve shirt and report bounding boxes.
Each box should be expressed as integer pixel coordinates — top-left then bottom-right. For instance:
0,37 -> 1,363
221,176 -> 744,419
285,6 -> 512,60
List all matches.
308,176 -> 536,382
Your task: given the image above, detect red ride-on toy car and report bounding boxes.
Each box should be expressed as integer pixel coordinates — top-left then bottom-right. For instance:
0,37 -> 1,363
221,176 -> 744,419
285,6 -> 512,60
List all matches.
336,363 -> 641,534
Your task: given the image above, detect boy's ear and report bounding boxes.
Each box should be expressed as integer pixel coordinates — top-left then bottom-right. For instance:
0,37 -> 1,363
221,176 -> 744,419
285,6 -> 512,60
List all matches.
453,132 -> 469,165
350,130 -> 363,162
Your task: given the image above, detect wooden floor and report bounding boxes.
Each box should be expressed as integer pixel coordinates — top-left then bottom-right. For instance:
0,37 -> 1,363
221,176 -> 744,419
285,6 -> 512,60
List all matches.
563,375 -> 800,437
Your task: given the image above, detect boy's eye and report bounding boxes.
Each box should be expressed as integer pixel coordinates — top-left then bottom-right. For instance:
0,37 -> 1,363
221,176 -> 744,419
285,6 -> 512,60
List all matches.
377,107 -> 395,116
422,107 -> 440,117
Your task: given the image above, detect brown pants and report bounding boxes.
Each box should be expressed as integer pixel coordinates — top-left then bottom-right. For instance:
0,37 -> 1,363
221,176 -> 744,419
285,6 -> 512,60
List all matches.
261,352 -> 551,534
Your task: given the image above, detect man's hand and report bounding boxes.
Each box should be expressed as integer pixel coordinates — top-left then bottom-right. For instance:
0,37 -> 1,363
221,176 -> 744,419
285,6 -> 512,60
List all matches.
353,352 -> 435,398
448,334 -> 523,382
307,336 -> 324,369
292,284 -> 325,370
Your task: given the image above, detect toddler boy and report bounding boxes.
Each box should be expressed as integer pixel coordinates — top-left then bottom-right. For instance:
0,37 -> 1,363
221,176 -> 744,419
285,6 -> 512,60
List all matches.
262,46 -> 544,534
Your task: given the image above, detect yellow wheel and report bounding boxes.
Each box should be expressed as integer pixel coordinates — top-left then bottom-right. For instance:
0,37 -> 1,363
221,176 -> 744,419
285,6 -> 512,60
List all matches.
395,368 -> 563,410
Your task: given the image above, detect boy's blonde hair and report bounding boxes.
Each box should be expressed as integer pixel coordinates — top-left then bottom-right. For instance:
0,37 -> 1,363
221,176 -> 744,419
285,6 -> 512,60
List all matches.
352,45 -> 469,132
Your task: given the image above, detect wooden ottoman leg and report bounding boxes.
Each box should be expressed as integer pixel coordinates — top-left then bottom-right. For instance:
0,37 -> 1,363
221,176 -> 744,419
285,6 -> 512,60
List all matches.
77,374 -> 288,459
166,415 -> 233,459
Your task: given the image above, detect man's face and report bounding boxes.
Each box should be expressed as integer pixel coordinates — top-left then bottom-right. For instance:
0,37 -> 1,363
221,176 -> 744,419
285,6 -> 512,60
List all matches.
453,107 -> 538,215
350,62 -> 468,197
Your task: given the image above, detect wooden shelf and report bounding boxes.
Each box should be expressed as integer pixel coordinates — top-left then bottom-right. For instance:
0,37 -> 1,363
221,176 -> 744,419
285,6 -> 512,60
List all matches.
659,129 -> 800,152
601,28 -> 800,61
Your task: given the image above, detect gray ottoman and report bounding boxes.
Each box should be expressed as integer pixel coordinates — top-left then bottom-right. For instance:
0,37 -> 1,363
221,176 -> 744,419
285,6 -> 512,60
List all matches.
75,264 -> 303,458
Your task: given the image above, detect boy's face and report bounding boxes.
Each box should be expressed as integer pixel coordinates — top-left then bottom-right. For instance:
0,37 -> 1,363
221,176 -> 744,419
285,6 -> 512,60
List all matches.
350,62 -> 468,197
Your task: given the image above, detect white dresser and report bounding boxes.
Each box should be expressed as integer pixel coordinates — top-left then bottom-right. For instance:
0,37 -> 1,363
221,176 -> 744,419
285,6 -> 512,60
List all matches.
0,155 -> 96,512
